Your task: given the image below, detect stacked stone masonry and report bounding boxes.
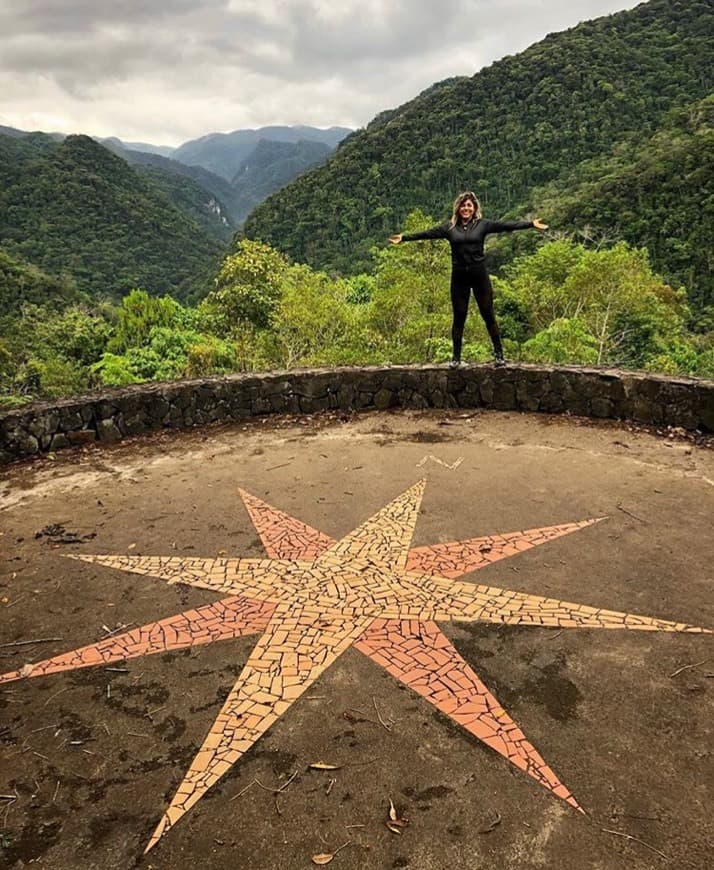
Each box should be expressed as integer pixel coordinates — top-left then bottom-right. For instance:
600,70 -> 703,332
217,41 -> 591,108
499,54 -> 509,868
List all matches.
1,364 -> 712,464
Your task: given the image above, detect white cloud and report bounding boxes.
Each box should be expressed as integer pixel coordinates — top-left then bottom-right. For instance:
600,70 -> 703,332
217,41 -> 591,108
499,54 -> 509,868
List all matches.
0,0 -> 643,145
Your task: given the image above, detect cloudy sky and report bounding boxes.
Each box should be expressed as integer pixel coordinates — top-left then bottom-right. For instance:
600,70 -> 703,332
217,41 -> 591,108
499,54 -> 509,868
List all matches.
1,0 -> 643,147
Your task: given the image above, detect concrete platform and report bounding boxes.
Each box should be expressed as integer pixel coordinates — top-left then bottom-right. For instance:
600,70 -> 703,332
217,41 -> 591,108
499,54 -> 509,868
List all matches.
1,409 -> 712,869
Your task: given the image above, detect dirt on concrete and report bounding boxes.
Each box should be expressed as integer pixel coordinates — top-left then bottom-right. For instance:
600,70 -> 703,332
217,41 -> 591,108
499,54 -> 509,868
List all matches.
1,409 -> 712,870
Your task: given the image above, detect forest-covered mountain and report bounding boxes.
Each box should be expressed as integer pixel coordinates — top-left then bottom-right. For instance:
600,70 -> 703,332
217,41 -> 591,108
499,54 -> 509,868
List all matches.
243,0 -> 713,309
115,129 -> 347,224
113,136 -> 337,226
0,120 -> 353,307
230,139 -> 332,223
531,94 -> 714,316
100,140 -> 237,237
0,134 -> 225,301
3,124 -> 352,227
172,126 -> 351,181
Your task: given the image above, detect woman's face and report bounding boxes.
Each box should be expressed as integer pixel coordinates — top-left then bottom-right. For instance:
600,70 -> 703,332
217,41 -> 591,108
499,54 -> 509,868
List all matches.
458,198 -> 476,222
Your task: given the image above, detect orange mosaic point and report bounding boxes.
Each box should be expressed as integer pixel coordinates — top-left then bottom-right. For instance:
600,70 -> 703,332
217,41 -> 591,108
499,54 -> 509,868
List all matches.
1,480 -> 710,854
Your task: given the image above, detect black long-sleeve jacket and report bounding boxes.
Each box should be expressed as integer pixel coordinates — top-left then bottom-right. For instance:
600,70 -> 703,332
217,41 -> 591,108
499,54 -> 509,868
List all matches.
401,218 -> 534,269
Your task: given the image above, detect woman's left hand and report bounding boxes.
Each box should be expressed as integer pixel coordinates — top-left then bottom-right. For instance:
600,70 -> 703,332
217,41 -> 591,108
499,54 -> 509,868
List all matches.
533,218 -> 548,231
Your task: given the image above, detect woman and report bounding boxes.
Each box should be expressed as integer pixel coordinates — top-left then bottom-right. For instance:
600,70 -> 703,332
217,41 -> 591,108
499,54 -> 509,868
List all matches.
389,192 -> 547,366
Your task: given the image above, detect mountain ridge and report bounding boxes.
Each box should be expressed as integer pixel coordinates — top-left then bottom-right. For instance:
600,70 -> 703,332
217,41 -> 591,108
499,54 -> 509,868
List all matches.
172,125 -> 352,182
1,123 -> 352,226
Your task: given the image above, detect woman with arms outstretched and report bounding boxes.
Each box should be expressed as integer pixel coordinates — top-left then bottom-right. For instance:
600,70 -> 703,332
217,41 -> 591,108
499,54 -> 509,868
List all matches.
389,191 -> 547,366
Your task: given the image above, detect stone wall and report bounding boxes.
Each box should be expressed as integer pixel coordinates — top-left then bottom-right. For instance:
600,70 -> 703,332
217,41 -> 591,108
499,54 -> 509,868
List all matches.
1,364 -> 712,465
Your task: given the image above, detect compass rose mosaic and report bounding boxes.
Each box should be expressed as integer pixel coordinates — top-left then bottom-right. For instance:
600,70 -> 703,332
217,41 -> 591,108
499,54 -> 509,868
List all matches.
1,480 -> 709,854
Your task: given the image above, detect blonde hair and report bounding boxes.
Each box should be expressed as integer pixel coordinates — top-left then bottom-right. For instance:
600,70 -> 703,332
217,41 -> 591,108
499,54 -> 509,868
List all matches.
449,191 -> 482,227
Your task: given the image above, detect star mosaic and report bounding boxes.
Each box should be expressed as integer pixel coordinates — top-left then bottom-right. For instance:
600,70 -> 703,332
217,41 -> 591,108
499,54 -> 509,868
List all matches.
1,481 -> 709,853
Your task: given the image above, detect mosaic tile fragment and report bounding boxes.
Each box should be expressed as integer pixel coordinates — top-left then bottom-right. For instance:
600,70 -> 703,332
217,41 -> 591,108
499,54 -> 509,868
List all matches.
239,488 -> 333,559
320,479 -> 425,571
354,619 -> 581,810
405,518 -> 605,578
145,603 -> 372,851
0,597 -> 274,685
67,554 -> 310,601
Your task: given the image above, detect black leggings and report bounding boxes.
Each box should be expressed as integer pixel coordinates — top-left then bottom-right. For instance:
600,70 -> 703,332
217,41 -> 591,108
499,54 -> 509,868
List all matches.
450,264 -> 502,360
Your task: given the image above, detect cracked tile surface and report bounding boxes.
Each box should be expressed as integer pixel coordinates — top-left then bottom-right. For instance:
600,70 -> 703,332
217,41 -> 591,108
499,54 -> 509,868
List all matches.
1,479 -> 709,853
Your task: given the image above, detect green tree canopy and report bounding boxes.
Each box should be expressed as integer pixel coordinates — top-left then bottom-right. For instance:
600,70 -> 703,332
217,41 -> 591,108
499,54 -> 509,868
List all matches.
198,240 -> 290,335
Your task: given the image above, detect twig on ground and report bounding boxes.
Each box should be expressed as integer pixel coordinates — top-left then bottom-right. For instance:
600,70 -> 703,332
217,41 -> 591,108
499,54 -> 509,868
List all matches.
2,800 -> 15,827
29,724 -> 58,734
343,708 -> 380,727
255,770 -> 299,795
229,779 -> 257,801
344,757 -> 381,768
100,623 -> 134,639
43,688 -> 68,707
478,812 -> 502,834
372,698 -> 392,732
601,827 -> 668,860
69,770 -> 89,781
616,504 -> 646,524
0,637 -> 62,648
669,658 -> 711,678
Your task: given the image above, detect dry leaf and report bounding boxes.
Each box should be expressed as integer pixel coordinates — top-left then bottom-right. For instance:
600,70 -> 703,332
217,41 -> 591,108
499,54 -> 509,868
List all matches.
386,798 -> 409,834
311,854 -> 335,865
309,762 -> 341,770
311,841 -> 350,864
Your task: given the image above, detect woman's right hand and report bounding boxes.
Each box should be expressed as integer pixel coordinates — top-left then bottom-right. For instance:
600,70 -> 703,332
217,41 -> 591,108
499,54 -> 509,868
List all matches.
388,234 -> 402,245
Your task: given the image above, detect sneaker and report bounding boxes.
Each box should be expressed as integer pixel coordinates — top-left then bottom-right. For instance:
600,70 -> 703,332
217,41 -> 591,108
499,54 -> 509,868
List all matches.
494,354 -> 506,367
449,358 -> 462,368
